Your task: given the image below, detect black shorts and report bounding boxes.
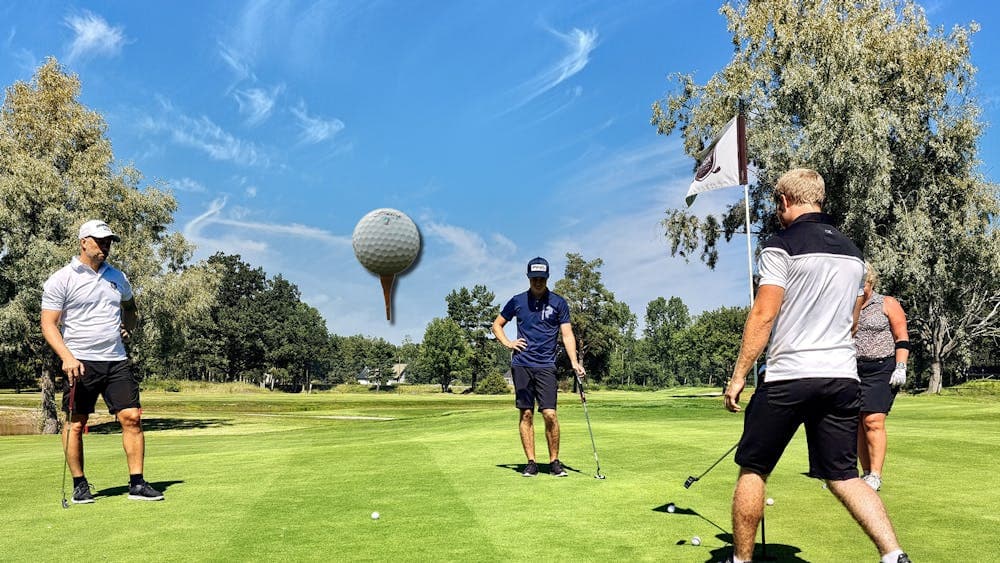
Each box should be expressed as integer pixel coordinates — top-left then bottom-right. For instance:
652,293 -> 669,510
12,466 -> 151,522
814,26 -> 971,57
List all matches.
62,359 -> 141,415
734,378 -> 860,481
513,365 -> 558,411
858,357 -> 898,414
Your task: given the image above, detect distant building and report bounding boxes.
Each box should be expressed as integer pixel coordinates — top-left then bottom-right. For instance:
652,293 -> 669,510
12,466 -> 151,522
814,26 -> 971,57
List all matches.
357,364 -> 409,387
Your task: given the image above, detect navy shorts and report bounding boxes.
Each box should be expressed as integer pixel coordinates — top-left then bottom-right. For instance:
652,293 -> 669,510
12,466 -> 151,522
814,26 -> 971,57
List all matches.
734,378 -> 860,481
858,357 -> 898,414
62,359 -> 141,415
513,365 -> 558,411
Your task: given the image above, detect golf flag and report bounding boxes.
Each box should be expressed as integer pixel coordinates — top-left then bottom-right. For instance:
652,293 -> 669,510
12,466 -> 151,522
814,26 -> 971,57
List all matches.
685,113 -> 748,206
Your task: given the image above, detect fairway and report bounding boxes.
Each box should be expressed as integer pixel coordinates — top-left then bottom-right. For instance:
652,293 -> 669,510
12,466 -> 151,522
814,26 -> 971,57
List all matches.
1,388 -> 998,562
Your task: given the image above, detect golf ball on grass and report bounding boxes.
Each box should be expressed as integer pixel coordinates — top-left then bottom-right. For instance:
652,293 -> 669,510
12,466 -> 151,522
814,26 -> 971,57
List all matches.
371,512 -> 380,520
691,536 -> 701,546
766,497 -> 774,506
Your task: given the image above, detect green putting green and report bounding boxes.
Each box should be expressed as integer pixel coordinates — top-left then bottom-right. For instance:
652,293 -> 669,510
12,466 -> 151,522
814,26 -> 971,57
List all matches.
1,385 -> 997,561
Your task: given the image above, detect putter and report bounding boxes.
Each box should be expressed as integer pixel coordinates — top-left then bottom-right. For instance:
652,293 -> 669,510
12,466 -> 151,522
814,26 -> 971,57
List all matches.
575,375 -> 605,479
60,382 -> 76,509
683,442 -> 738,488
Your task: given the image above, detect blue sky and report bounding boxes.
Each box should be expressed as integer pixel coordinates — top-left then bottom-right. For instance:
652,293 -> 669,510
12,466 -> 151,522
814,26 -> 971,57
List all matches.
3,1 -> 997,344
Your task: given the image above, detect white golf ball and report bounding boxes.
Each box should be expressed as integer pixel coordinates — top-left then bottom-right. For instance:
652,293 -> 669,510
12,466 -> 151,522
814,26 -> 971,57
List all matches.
666,503 -> 676,513
352,208 -> 421,275
691,536 -> 701,546
766,497 -> 774,506
371,511 -> 380,520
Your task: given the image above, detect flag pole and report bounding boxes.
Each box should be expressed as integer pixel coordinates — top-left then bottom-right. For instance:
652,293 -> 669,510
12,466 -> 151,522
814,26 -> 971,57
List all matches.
736,110 -> 758,387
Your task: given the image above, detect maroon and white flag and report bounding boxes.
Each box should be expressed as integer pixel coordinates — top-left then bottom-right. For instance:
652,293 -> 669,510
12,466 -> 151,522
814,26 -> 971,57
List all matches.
685,114 -> 748,206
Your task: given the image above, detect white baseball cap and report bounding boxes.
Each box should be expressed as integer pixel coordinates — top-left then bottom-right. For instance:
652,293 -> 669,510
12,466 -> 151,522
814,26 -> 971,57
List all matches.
78,220 -> 121,242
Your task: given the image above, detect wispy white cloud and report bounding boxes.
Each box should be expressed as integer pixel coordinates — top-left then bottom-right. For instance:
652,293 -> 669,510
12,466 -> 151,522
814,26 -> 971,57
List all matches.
64,11 -> 127,63
218,41 -> 256,85
291,102 -> 345,144
141,99 -> 267,166
506,27 -> 598,113
234,85 -> 284,125
169,177 -> 207,193
184,197 -> 351,258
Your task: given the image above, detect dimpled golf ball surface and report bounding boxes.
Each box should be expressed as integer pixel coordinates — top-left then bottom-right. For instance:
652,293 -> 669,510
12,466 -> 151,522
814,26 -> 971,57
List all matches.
353,209 -> 420,275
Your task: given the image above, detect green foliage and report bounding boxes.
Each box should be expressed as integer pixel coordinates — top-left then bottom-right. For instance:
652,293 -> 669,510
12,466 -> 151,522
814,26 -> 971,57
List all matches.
553,254 -> 635,380
446,284 -> 501,390
474,371 -> 510,395
416,317 -> 471,392
651,0 -> 999,391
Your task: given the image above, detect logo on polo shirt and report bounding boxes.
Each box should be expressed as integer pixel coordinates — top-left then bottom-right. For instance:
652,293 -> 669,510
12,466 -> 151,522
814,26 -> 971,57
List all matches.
541,305 -> 555,320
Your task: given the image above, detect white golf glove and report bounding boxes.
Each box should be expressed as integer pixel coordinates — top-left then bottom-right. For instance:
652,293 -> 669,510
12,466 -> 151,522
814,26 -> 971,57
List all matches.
890,362 -> 907,387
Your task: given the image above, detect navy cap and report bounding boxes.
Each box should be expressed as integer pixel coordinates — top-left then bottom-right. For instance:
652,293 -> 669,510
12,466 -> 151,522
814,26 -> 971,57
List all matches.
526,257 -> 549,279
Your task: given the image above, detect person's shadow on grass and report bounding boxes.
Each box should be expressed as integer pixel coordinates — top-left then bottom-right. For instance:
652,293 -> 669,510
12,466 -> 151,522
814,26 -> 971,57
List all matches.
97,480 -> 184,498
88,418 -> 231,433
496,462 -> 585,476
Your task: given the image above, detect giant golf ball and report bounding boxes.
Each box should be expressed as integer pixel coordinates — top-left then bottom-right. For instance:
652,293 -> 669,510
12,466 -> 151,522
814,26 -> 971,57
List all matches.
352,208 -> 420,275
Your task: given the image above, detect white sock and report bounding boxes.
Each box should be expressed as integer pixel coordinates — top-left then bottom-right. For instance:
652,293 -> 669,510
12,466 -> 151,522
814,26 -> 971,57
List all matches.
881,549 -> 904,563
732,556 -> 749,563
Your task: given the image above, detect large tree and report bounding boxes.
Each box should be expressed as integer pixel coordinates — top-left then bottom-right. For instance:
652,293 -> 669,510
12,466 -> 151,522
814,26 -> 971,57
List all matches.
446,284 -> 502,390
553,254 -> 634,380
417,317 -> 470,392
651,0 -> 999,392
0,58 -> 188,431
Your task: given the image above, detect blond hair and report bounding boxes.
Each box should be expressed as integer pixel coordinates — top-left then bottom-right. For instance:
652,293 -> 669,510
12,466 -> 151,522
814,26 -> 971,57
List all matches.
864,262 -> 879,288
775,168 -> 825,207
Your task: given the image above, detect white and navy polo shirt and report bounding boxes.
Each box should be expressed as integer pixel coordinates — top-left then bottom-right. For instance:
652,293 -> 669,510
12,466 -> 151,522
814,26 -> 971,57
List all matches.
758,213 -> 865,383
41,257 -> 133,361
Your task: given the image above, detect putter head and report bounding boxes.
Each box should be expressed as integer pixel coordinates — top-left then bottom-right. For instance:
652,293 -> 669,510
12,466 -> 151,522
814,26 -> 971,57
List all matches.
683,476 -> 697,488
61,498 -> 69,509
595,473 -> 606,480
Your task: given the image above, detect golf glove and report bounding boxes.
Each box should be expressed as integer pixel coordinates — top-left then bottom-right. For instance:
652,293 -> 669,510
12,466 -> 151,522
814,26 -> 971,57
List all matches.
890,362 -> 906,387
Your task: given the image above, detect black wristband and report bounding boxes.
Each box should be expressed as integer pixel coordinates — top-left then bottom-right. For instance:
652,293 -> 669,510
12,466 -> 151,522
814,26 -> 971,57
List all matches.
894,340 -> 910,351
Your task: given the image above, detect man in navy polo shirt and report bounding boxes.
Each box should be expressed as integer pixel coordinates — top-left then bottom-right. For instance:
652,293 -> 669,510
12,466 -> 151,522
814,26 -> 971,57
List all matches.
492,257 -> 585,477
723,170 -> 908,563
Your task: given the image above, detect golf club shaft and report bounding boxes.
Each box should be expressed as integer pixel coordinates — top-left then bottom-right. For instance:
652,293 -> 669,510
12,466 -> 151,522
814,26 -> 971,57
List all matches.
61,382 -> 76,507
696,441 -> 738,479
576,375 -> 603,476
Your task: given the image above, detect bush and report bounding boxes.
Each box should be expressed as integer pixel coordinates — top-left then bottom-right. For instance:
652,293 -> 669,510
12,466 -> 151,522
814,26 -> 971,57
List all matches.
475,372 -> 510,395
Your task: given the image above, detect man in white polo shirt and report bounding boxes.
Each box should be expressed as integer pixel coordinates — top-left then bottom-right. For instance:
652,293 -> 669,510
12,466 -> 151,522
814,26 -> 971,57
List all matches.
723,170 -> 908,563
41,220 -> 164,503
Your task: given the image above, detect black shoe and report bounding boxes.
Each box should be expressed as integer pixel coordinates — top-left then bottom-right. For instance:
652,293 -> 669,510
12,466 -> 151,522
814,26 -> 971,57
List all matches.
72,481 -> 95,504
897,554 -> 911,563
550,459 -> 568,477
522,461 -> 538,477
128,481 -> 164,501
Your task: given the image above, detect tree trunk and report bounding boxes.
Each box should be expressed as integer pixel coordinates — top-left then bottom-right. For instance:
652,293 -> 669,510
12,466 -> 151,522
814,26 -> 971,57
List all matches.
926,360 -> 943,394
39,364 -> 60,434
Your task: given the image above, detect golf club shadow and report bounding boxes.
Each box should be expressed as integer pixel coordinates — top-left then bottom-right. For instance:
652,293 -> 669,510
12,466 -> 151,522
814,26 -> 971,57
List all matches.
87,417 -> 232,433
653,503 -> 730,536
496,462 -> 585,476
97,479 -> 184,498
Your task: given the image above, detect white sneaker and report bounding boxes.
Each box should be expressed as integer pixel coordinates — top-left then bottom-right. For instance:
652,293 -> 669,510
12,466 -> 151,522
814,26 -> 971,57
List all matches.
862,472 -> 882,491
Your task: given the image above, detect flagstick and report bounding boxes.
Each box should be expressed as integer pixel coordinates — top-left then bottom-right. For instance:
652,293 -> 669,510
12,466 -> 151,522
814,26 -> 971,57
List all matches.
744,182 -> 759,387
